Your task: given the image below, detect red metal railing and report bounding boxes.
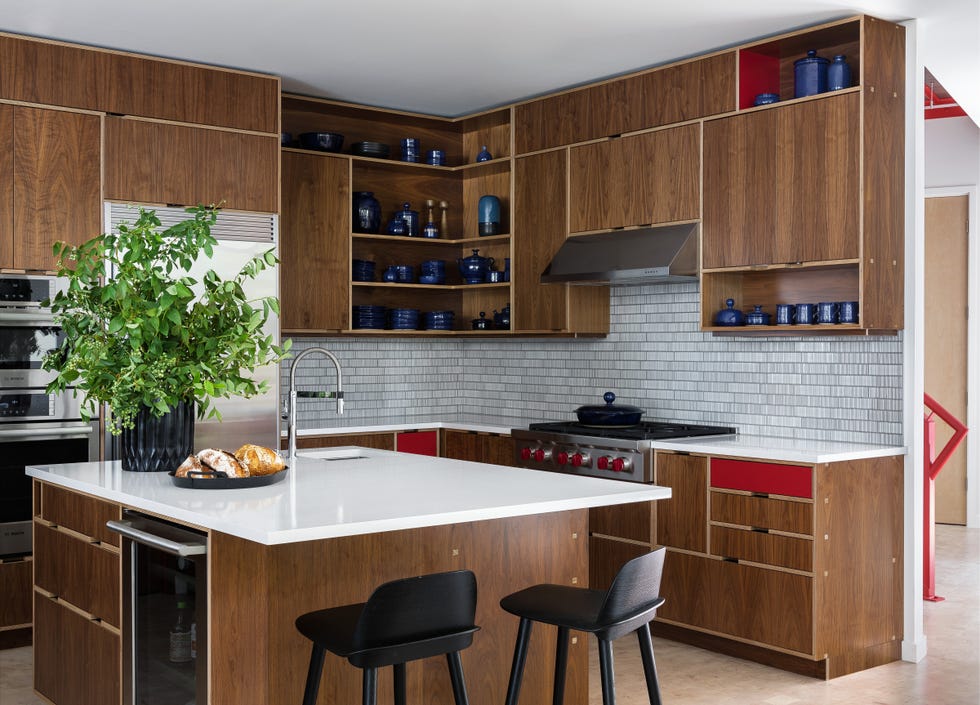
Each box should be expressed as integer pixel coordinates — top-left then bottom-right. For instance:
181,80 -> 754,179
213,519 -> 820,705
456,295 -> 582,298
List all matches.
923,393 -> 969,601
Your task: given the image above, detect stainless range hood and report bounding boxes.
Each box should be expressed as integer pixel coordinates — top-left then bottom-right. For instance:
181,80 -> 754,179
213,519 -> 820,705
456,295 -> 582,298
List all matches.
541,222 -> 700,285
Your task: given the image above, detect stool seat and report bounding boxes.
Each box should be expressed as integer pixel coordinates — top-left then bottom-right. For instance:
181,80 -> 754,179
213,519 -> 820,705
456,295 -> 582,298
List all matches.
296,570 -> 478,705
500,548 -> 667,705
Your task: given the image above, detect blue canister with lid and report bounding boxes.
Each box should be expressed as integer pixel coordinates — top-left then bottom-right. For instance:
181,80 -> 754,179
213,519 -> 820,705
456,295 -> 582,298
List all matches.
827,54 -> 852,91
794,50 -> 829,98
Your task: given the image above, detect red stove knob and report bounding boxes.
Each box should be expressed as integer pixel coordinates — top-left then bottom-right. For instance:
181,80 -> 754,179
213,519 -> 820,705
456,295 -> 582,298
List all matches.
611,457 -> 632,473
533,448 -> 552,463
520,447 -> 532,461
556,451 -> 569,465
572,452 -> 589,467
597,456 -> 611,470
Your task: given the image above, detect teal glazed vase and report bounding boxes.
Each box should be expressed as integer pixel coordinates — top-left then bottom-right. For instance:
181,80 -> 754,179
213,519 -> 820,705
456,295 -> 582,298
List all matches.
478,195 -> 501,236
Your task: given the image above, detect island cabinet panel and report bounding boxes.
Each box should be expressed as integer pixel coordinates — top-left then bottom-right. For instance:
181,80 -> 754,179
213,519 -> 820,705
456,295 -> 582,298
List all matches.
40,483 -> 121,546
34,594 -> 120,705
209,510 -> 590,705
0,33 -> 279,132
590,501 -> 651,543
589,535 -> 649,591
654,452 -> 707,552
441,429 -> 514,466
280,151 -> 350,332
284,432 -> 396,452
0,558 -> 32,628
568,124 -> 700,233
103,117 -> 279,213
33,522 -> 120,627
5,106 -> 101,272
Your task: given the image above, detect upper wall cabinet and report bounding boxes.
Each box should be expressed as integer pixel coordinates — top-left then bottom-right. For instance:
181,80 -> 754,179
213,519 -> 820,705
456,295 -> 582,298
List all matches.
103,117 -> 279,213
0,105 -> 100,272
514,52 -> 735,154
0,33 -> 279,132
700,16 -> 905,334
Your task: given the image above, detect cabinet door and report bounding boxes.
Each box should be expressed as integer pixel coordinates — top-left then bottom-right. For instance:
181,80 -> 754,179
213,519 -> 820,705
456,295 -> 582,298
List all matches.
285,433 -> 395,451
12,107 -> 101,272
396,430 -> 438,456
702,110 -> 777,268
655,453 -> 707,552
0,104 -> 12,268
280,151 -> 350,332
104,117 -> 279,213
0,558 -> 32,628
568,125 -> 700,233
774,93 -> 860,264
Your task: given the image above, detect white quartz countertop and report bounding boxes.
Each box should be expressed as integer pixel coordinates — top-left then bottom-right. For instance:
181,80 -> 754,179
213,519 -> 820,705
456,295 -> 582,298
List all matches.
27,448 -> 670,546
649,434 -> 906,464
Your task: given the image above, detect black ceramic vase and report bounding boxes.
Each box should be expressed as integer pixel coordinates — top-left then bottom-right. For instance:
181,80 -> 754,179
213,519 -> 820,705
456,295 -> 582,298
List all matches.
120,400 -> 195,472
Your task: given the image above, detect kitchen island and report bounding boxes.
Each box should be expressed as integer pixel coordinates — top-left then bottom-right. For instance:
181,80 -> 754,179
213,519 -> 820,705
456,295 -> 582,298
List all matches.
27,448 -> 671,705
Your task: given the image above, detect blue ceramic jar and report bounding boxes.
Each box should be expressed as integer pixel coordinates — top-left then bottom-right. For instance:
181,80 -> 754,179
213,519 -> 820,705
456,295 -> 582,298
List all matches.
714,299 -> 745,326
478,195 -> 501,236
794,50 -> 829,98
397,202 -> 420,237
827,55 -> 851,91
352,192 -> 381,234
457,249 -> 494,284
476,145 -> 493,162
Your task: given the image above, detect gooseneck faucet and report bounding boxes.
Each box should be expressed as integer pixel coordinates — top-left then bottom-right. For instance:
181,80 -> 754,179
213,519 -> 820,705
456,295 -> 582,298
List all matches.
288,347 -> 344,461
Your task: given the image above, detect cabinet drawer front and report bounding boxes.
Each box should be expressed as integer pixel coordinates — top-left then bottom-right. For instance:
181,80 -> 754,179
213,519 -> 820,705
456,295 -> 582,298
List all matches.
658,551 -> 812,654
34,594 -> 120,705
711,459 -> 812,498
711,492 -> 812,534
34,522 -> 120,627
0,559 -> 33,627
396,430 -> 438,456
41,484 -> 121,546
710,525 -> 812,572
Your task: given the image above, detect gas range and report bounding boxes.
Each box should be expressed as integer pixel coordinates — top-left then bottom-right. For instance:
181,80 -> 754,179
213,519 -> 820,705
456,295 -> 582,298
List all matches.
511,421 -> 737,483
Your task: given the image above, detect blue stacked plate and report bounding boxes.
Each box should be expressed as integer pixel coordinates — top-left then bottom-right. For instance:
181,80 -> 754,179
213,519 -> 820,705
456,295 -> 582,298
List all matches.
394,264 -> 415,283
389,308 -> 420,330
352,259 -> 376,282
424,310 -> 455,331
352,305 -> 386,329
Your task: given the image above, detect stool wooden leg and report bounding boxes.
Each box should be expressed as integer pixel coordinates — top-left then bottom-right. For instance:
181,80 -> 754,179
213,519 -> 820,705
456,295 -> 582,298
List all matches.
446,651 -> 470,705
553,626 -> 570,705
597,638 -> 616,705
393,662 -> 406,705
505,617 -> 534,705
302,645 -> 325,705
636,624 -> 662,705
362,666 -> 378,705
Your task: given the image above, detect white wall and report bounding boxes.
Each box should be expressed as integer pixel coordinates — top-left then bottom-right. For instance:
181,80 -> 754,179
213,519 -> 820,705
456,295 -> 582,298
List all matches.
925,116 -> 980,188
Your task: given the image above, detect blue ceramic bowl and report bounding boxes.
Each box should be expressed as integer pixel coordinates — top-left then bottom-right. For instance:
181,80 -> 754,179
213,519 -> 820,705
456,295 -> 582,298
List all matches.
753,93 -> 780,106
299,132 -> 345,152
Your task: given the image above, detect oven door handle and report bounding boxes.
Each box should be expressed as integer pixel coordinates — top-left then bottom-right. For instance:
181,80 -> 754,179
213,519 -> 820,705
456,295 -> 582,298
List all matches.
0,311 -> 56,325
106,520 -> 207,556
0,425 -> 94,439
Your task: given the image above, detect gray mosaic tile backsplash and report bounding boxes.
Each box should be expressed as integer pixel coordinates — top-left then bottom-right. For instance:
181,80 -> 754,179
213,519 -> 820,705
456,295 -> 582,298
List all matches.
282,283 -> 904,445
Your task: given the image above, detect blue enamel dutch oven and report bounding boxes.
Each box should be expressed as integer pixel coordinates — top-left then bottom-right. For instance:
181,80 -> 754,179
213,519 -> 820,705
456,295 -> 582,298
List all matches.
575,392 -> 644,426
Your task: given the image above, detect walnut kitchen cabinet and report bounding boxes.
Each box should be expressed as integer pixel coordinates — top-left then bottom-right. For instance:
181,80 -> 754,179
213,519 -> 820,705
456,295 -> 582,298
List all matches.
0,556 -> 32,646
280,150 -> 351,332
32,481 -> 122,705
282,432 -> 396,452
700,16 -> 905,334
568,124 -> 700,234
104,117 -> 279,214
440,429 -> 514,466
513,150 -> 609,334
0,105 -> 100,272
650,451 -> 903,679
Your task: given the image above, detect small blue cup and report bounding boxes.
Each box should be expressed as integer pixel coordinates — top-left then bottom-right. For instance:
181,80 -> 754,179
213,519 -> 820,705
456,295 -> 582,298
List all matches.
426,149 -> 445,166
838,301 -> 859,324
775,304 -> 796,325
795,303 -> 817,324
816,301 -> 839,324
401,138 -> 420,163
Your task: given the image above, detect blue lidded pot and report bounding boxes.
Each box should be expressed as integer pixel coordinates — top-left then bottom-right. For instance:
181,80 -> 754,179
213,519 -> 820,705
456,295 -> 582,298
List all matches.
794,50 -> 829,98
385,217 -> 408,236
397,202 -> 420,237
714,299 -> 746,326
745,305 -> 771,326
476,145 -> 493,162
827,55 -> 852,91
457,249 -> 494,284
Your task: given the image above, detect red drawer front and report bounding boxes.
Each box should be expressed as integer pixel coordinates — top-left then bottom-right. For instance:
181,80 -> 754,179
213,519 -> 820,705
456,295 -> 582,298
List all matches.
710,459 -> 812,499
396,430 -> 438,456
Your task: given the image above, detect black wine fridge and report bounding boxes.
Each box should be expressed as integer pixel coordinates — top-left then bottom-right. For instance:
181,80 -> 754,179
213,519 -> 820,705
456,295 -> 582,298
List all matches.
108,511 -> 208,705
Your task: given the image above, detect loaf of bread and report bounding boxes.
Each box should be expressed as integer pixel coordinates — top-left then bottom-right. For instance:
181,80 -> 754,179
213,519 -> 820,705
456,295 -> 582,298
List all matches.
174,455 -> 205,478
234,444 -> 286,476
197,448 -> 248,478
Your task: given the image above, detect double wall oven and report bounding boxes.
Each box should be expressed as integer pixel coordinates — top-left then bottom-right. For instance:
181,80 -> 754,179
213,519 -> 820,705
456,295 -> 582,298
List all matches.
0,275 -> 99,558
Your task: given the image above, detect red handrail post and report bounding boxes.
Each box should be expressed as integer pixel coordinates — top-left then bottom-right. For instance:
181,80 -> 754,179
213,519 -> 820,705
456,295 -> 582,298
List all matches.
922,393 -> 969,602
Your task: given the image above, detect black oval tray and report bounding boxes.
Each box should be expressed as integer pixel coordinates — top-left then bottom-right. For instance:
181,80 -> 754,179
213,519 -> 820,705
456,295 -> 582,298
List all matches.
169,467 -> 288,489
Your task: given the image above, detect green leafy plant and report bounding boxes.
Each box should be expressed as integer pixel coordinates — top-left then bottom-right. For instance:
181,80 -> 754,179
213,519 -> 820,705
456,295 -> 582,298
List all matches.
43,206 -> 291,433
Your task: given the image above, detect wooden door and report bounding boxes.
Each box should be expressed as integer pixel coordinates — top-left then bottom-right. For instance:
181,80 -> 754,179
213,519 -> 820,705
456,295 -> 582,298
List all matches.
280,151 -> 350,332
774,93 -> 860,264
655,452 -> 707,552
12,107 -> 101,271
0,104 -> 12,268
925,194 -> 969,524
702,110 -> 777,268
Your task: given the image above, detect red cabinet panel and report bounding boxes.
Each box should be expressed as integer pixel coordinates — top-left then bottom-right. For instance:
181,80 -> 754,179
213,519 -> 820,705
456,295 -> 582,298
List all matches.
396,430 -> 438,456
710,458 -> 812,499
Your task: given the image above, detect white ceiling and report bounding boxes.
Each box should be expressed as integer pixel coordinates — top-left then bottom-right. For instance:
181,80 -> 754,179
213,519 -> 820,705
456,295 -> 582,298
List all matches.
1,0 -> 977,120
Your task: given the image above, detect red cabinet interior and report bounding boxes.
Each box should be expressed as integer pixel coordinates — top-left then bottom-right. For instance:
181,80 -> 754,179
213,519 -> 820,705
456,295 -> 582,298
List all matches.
396,430 -> 438,456
710,458 -> 813,498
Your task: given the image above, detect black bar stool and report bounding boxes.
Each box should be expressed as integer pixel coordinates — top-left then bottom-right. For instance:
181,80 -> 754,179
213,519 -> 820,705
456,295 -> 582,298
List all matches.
500,547 -> 666,705
295,569 -> 479,705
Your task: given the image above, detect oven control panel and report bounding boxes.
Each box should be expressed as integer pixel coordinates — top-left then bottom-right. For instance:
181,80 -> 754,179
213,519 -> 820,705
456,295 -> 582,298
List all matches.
514,441 -> 650,483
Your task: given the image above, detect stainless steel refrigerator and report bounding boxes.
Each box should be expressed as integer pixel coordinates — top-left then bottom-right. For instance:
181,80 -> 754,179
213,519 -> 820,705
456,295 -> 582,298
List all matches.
104,203 -> 280,454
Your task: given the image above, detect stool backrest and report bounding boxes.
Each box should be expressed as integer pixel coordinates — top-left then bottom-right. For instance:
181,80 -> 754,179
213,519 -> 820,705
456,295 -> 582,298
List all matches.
597,547 -> 666,627
353,569 -> 478,652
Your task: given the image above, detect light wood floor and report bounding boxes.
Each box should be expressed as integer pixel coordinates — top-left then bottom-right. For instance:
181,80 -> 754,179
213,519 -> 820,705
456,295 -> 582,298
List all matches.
2,525 -> 977,705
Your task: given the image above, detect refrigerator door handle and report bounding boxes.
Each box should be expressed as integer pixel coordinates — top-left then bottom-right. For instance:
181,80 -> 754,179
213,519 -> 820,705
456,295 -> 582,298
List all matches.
106,520 -> 207,556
